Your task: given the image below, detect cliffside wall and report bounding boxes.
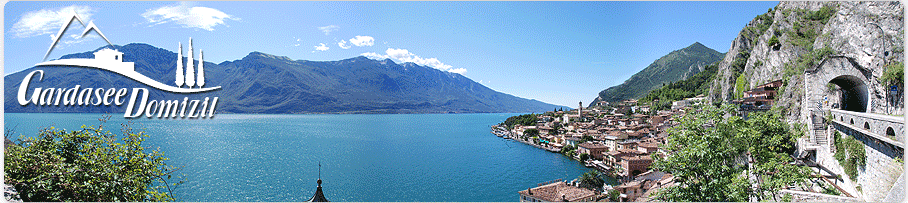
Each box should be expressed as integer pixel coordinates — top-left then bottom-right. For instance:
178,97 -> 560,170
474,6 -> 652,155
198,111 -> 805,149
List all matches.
708,1 -> 904,123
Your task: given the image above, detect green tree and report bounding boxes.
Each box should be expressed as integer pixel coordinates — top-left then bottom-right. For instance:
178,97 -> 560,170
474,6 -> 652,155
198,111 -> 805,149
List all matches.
579,153 -> 590,162
833,131 -> 865,181
580,135 -> 595,143
5,118 -> 181,201
652,105 -> 810,202
768,35 -> 781,49
524,129 -> 540,137
565,150 -> 576,158
734,73 -> 749,99
560,144 -> 576,154
501,114 -> 539,129
607,189 -> 621,201
578,170 -> 605,191
881,62 -> 904,89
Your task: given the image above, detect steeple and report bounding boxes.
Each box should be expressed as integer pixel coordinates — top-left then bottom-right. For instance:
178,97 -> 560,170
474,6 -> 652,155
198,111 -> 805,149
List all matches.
307,162 -> 329,202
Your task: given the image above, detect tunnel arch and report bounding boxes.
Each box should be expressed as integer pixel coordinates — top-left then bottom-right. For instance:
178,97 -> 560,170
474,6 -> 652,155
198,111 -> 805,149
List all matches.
829,75 -> 869,112
807,56 -> 873,113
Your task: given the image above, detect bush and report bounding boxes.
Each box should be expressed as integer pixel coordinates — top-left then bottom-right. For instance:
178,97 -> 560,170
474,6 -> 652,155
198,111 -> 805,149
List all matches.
525,129 -> 540,137
560,145 -> 576,154
734,73 -> 749,99
826,82 -> 837,93
652,105 -> 810,201
580,135 -> 595,143
5,118 -> 181,201
880,62 -> 904,88
579,153 -> 590,162
833,131 -> 865,181
608,189 -> 621,201
768,35 -> 781,50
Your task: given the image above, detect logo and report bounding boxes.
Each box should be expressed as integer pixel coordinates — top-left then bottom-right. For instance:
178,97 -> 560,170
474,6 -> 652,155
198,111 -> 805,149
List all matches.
17,13 -> 221,119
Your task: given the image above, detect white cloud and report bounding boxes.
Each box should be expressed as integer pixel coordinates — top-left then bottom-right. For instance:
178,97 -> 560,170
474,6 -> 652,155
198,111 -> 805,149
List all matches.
318,25 -> 339,35
10,5 -> 94,38
361,48 -> 463,74
313,43 -> 329,52
142,2 -> 238,31
448,68 -> 467,74
337,40 -> 351,49
349,36 -> 374,47
361,52 -> 385,59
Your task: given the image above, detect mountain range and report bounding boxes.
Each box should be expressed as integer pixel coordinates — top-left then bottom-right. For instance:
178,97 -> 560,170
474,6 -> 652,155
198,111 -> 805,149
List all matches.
4,43 -> 568,114
589,42 -> 723,106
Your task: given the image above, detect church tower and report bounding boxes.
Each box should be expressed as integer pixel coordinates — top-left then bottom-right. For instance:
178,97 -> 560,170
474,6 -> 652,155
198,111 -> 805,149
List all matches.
307,162 -> 330,202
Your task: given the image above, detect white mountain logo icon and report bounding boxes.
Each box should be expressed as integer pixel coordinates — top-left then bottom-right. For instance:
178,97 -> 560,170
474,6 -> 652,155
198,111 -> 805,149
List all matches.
35,13 -> 220,93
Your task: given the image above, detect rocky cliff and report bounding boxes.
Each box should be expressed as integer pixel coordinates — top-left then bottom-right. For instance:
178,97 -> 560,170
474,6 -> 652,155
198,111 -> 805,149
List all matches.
708,1 -> 904,123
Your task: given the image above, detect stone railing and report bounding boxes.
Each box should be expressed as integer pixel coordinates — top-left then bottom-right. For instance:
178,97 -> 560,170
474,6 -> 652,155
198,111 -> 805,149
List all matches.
829,109 -> 904,148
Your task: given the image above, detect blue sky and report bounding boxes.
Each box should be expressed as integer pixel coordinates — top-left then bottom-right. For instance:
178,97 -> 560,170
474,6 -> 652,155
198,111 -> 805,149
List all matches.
4,1 -> 778,107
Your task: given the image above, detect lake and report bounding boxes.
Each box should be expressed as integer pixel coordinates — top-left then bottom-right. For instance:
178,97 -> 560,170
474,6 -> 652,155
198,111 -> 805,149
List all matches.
4,113 -> 616,202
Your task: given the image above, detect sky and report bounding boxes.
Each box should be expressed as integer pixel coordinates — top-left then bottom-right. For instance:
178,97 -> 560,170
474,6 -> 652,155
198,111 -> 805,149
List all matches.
4,1 -> 779,107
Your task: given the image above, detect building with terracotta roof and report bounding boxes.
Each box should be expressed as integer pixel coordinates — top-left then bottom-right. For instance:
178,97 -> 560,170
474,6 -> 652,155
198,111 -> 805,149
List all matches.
517,181 -> 597,202
601,131 -> 627,151
637,142 -> 659,154
621,155 -> 653,177
577,142 -> 609,160
613,179 -> 651,201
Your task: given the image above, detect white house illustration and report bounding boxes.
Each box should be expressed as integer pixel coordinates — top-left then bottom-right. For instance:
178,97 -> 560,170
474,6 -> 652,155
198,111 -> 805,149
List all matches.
92,48 -> 134,72
93,48 -> 123,61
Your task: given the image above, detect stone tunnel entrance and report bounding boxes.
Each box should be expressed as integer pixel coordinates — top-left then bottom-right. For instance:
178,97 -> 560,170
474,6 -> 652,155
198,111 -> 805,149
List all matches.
828,75 -> 868,112
805,56 -> 872,114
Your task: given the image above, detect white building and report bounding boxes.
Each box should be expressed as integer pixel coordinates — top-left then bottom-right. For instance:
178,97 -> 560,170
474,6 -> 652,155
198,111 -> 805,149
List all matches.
92,48 -> 133,71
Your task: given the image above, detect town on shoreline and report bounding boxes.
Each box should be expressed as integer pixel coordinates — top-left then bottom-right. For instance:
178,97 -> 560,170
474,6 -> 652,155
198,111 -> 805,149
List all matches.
493,97 -> 705,202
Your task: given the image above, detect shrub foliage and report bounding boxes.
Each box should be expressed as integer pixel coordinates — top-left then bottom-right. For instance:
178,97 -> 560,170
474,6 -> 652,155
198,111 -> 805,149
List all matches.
5,118 -> 181,201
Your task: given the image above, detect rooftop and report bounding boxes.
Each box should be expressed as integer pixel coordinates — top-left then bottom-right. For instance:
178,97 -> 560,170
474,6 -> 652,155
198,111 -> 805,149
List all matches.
517,181 -> 597,202
578,142 -> 609,149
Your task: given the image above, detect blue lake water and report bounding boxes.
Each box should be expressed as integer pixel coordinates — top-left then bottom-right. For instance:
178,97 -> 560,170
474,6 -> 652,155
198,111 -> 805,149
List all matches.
4,113 -> 615,202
